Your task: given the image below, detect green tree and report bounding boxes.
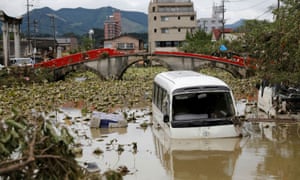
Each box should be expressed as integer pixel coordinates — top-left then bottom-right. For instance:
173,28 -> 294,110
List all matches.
180,30 -> 214,54
240,0 -> 300,83
81,36 -> 94,51
238,19 -> 274,61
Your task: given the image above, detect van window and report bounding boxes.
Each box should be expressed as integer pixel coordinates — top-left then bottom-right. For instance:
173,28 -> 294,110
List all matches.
173,92 -> 235,120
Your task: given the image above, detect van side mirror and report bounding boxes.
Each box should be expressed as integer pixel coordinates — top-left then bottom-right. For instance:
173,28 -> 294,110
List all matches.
163,114 -> 169,123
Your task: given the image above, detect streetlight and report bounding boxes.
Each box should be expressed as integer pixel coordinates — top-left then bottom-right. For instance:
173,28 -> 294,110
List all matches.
46,14 -> 57,56
89,29 -> 94,49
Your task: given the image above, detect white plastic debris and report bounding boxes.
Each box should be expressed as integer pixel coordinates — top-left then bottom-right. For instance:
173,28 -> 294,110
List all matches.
90,112 -> 127,128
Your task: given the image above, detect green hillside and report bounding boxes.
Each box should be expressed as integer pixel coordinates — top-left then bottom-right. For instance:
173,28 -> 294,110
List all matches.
19,6 -> 148,36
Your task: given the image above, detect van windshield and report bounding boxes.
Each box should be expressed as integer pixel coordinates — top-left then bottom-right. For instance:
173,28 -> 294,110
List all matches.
172,91 -> 235,127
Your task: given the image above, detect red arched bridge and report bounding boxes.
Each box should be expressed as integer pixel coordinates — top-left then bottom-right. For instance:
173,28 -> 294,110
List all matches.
34,48 -> 254,80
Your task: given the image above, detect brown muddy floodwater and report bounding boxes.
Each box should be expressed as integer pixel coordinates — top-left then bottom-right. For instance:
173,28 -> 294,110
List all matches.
52,107 -> 300,180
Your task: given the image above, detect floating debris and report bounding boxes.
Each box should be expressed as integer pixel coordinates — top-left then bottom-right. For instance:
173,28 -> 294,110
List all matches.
117,165 -> 130,175
117,144 -> 124,154
90,112 -> 127,128
84,162 -> 101,173
95,138 -> 105,142
72,147 -> 83,156
139,121 -> 149,129
132,142 -> 137,153
93,147 -> 104,155
103,170 -> 122,180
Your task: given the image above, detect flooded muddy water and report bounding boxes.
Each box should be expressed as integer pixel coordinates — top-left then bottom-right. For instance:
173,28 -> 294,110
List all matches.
53,107 -> 300,180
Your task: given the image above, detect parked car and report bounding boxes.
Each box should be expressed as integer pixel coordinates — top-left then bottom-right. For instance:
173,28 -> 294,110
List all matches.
10,57 -> 33,66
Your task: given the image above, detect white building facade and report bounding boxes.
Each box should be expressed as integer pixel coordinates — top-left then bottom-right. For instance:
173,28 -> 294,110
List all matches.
197,3 -> 224,34
148,0 -> 197,53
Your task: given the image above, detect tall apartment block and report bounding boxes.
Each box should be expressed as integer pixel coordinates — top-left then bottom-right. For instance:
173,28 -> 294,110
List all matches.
104,11 -> 122,40
148,0 -> 197,53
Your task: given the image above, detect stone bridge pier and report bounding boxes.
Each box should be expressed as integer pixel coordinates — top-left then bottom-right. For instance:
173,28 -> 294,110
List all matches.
84,56 -> 129,79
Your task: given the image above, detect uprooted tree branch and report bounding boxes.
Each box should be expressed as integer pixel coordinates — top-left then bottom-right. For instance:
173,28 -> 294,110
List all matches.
0,109 -> 85,179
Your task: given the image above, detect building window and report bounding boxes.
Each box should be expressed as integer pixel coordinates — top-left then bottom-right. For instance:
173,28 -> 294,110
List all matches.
161,16 -> 168,21
155,41 -> 181,47
190,16 -> 194,21
154,28 -> 157,33
178,28 -> 181,32
161,28 -> 169,33
154,16 -> 157,21
153,7 -> 156,12
178,16 -> 181,20
104,42 -> 112,48
158,6 -> 193,13
117,43 -> 134,50
155,41 -> 160,47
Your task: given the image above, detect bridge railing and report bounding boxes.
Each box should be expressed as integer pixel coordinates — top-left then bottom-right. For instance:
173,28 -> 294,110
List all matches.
34,47 -> 255,70
153,51 -> 246,67
34,48 -> 125,69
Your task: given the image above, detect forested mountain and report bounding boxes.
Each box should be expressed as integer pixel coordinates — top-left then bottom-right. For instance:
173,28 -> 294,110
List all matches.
19,6 -> 148,36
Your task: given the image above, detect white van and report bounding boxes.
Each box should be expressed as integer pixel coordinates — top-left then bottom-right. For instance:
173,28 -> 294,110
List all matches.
152,71 -> 241,139
10,57 -> 33,66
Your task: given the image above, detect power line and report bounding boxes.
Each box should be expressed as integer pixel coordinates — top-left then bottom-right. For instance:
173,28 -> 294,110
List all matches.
255,8 -> 273,19
227,0 -> 272,12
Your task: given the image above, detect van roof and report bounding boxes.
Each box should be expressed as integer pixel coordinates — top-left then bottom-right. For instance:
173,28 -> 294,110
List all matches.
154,71 -> 230,92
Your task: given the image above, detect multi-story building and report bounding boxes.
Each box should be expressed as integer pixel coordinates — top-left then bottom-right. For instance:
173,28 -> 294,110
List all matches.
104,11 -> 122,40
148,0 -> 197,52
197,3 -> 224,34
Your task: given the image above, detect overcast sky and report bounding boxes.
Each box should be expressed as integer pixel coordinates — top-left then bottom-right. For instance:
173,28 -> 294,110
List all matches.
1,0 -> 277,24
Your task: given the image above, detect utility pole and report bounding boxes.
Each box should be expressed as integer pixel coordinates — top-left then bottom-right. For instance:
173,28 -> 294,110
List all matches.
221,0 -> 225,40
33,19 -> 38,63
276,0 -> 280,20
26,0 -> 33,55
203,20 -> 207,32
48,14 -> 56,55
